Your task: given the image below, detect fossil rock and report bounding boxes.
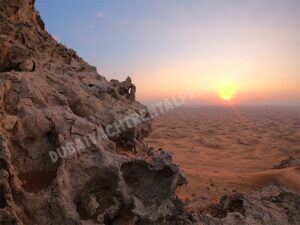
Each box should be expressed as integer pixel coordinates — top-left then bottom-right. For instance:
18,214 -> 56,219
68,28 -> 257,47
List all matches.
0,0 -> 186,224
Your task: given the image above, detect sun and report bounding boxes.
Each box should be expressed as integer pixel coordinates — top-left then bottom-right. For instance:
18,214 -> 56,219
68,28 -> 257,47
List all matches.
222,94 -> 233,101
216,82 -> 236,101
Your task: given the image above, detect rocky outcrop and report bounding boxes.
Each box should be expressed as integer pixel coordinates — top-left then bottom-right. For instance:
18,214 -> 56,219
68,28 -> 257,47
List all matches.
193,184 -> 300,225
0,0 -> 186,224
273,157 -> 300,169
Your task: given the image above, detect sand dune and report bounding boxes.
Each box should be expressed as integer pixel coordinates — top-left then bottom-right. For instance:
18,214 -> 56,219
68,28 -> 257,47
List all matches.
247,167 -> 300,192
146,106 -> 300,203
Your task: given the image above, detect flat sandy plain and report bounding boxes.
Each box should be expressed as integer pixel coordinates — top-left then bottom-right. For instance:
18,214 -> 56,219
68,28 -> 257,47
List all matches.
145,105 -> 300,210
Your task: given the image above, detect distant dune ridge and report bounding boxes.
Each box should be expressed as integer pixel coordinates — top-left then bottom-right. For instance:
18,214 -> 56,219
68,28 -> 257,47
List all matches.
0,0 -> 299,225
147,107 -> 300,224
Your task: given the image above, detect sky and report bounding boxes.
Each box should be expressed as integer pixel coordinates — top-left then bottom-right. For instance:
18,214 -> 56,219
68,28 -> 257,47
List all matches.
36,0 -> 300,105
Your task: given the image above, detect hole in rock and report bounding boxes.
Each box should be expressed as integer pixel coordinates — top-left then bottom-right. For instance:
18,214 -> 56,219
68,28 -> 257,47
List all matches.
76,192 -> 118,223
10,129 -> 60,177
32,61 -> 36,71
75,175 -> 120,222
47,131 -> 59,148
121,161 -> 174,201
0,158 -> 8,170
108,207 -> 136,225
206,194 -> 245,218
115,143 -> 135,157
88,84 -> 94,87
76,200 -> 90,221
18,170 -> 57,194
0,186 -> 7,208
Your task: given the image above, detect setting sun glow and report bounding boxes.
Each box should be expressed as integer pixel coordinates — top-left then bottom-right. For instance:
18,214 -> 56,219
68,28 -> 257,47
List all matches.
217,83 -> 236,101
36,1 -> 300,105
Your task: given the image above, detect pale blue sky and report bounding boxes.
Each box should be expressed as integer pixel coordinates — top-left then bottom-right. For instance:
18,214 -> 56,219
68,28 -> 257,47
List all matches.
36,0 -> 299,104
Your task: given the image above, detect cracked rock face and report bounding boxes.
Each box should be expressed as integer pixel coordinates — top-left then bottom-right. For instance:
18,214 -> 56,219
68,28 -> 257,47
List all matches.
0,0 -> 186,224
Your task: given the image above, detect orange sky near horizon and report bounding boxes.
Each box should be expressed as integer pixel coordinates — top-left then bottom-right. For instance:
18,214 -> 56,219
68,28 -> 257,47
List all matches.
37,0 -> 300,105
134,58 -> 300,105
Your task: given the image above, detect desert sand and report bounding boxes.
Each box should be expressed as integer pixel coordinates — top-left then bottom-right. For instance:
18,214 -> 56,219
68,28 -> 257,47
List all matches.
146,105 -> 300,209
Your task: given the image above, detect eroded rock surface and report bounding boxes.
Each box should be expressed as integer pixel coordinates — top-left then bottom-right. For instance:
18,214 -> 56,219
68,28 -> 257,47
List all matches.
272,157 -> 300,169
193,184 -> 300,225
0,0 -> 186,224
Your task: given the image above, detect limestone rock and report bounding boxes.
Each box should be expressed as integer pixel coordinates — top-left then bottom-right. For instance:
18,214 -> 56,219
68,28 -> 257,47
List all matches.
0,0 -> 186,224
